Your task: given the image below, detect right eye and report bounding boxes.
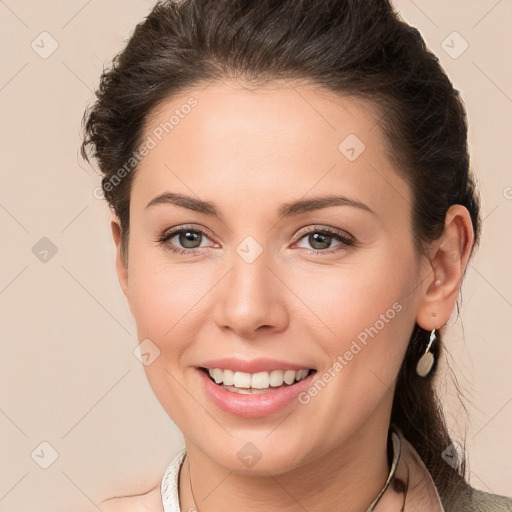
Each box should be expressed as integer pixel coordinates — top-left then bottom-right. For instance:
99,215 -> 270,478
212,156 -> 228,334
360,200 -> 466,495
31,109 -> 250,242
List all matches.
156,225 -> 216,255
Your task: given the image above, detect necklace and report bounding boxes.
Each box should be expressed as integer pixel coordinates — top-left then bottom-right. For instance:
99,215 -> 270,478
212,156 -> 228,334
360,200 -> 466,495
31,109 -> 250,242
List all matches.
365,428 -> 401,511
187,428 -> 401,512
188,456 -> 198,510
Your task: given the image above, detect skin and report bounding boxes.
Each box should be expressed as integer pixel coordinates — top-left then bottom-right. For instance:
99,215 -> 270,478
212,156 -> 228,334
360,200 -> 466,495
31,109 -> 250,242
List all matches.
104,80 -> 474,511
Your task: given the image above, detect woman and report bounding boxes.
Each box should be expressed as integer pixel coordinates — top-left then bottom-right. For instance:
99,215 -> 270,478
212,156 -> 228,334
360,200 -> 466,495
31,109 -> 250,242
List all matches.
81,0 -> 512,510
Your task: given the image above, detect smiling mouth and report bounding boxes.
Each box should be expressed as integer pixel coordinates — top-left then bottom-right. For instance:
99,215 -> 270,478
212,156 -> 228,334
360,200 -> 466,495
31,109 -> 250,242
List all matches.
199,367 -> 317,394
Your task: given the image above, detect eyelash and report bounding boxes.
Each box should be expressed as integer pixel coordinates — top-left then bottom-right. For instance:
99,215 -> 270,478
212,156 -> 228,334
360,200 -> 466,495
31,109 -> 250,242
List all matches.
156,224 -> 356,256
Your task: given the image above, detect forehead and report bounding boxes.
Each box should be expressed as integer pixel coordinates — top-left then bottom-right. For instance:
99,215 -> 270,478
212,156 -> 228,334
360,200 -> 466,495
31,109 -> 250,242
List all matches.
131,80 -> 410,220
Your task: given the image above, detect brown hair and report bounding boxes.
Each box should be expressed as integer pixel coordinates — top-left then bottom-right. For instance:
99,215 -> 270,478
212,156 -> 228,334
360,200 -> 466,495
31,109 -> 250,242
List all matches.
81,0 -> 480,503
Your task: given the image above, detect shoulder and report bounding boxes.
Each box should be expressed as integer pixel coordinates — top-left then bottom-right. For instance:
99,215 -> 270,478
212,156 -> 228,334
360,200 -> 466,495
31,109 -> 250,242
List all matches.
392,426 -> 511,512
443,485 -> 512,512
98,483 -> 164,512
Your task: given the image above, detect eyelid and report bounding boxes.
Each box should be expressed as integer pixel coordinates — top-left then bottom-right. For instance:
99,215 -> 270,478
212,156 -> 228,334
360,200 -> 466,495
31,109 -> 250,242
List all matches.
293,224 -> 355,243
157,224 -> 216,245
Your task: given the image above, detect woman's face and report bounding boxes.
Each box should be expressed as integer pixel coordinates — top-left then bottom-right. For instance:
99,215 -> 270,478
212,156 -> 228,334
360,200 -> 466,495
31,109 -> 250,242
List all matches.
117,80 -> 428,474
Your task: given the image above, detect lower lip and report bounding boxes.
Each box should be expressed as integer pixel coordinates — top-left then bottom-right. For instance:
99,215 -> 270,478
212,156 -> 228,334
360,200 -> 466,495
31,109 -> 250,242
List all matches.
196,368 -> 316,418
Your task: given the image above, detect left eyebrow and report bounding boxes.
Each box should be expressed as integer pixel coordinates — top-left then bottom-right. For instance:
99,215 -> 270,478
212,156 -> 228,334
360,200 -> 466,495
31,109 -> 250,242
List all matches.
144,192 -> 376,219
276,195 -> 376,219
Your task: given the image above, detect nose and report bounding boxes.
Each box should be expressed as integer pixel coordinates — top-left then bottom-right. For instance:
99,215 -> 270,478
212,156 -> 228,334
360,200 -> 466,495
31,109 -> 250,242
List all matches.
212,245 -> 289,340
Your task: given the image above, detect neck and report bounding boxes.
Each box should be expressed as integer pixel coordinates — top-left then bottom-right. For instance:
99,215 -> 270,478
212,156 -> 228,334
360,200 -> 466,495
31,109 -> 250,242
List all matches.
179,414 -> 392,512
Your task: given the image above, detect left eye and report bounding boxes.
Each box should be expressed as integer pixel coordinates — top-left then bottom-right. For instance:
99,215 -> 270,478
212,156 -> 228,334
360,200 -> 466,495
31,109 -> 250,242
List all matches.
293,227 -> 355,253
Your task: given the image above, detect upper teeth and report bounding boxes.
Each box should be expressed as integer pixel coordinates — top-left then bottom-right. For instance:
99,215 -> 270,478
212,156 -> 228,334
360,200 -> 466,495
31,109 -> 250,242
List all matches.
207,368 -> 310,389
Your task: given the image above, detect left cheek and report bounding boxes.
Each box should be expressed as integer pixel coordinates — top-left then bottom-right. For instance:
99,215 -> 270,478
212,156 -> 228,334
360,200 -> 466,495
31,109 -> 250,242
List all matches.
323,283 -> 406,368
311,273 -> 396,334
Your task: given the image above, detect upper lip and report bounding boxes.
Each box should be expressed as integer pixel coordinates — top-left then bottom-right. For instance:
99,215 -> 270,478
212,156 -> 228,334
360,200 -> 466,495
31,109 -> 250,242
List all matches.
198,357 -> 315,374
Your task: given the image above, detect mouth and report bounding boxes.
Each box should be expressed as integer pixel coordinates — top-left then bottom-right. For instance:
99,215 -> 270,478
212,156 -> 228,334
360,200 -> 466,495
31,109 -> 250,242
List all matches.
199,367 -> 317,394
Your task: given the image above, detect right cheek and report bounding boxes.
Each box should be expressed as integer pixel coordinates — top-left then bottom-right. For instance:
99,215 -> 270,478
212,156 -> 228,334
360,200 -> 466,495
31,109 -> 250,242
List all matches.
131,288 -> 179,338
129,285 -> 163,329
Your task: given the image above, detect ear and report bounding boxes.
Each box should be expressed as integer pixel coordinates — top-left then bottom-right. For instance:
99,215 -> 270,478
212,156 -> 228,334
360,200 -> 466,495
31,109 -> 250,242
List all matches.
416,204 -> 475,330
111,219 -> 131,310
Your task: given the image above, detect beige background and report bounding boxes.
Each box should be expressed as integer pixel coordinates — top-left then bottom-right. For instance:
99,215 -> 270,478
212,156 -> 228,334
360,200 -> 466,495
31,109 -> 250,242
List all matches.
1,0 -> 511,510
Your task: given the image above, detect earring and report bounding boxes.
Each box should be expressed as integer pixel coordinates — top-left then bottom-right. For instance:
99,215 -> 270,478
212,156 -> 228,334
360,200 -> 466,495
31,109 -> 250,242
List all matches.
416,328 -> 436,377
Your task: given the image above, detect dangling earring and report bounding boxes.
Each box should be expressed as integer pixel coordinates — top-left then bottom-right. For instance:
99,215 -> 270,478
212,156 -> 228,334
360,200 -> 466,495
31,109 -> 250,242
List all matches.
416,328 -> 436,377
